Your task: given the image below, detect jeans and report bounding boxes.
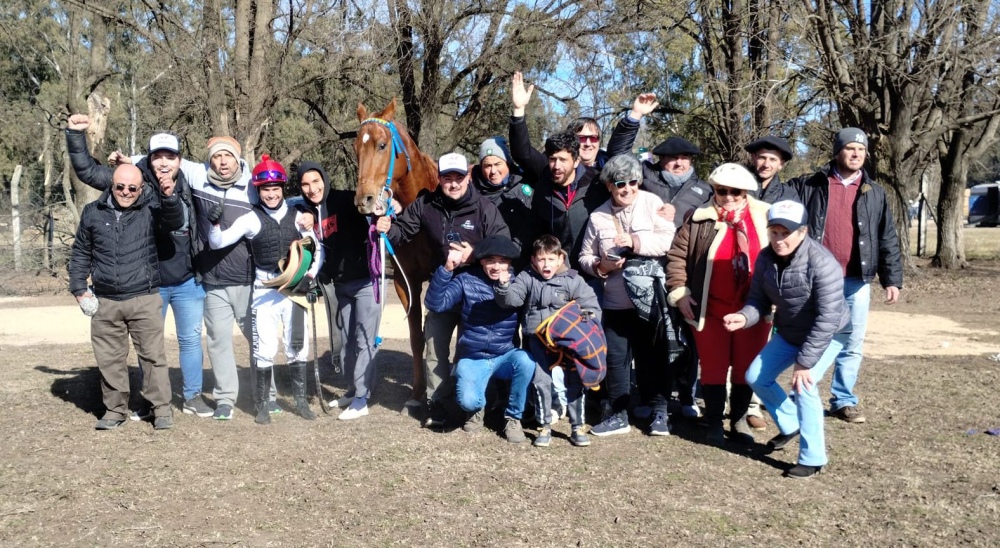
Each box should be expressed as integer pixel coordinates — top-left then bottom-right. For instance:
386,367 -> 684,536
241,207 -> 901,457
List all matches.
160,277 -> 206,400
746,331 -> 847,467
454,348 -> 534,420
830,277 -> 868,410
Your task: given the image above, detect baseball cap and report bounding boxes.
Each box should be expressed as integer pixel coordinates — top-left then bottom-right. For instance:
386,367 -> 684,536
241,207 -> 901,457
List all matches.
767,200 -> 807,231
438,152 -> 469,176
148,132 -> 180,154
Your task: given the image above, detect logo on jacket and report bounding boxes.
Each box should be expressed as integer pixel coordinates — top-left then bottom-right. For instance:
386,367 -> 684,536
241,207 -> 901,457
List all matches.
461,220 -> 474,230
320,215 -> 337,239
522,185 -> 533,197
693,187 -> 704,195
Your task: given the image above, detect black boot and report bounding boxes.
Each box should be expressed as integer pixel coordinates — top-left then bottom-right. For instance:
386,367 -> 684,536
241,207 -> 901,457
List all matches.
289,362 -> 317,420
702,384 -> 727,446
729,384 -> 755,445
255,367 -> 272,425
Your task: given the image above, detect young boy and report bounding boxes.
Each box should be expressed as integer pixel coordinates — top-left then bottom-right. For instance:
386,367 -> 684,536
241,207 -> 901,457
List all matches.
494,235 -> 602,447
424,235 -> 535,443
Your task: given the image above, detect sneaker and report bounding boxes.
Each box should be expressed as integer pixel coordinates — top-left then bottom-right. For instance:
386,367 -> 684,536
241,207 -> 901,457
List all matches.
569,428 -> 591,447
533,426 -> 552,447
766,430 -> 800,452
785,464 -> 823,479
213,404 -> 234,421
681,404 -> 701,419
462,409 -> 484,433
649,411 -> 670,436
153,415 -> 174,430
423,402 -> 446,428
182,394 -> 214,418
832,405 -> 866,423
746,414 -> 768,430
504,418 -> 526,444
129,407 -> 152,422
268,400 -> 282,415
95,417 -> 126,430
338,399 -> 370,421
330,394 -> 355,408
591,412 -> 631,437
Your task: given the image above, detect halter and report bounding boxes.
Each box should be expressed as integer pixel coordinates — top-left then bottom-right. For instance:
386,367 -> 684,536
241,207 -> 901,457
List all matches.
359,117 -> 414,348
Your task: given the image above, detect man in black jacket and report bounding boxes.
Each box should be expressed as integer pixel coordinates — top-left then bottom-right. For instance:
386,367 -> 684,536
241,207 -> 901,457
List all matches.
69,164 -> 184,430
745,136 -> 801,205
788,128 -> 903,424
640,137 -> 714,228
470,136 -> 535,268
376,153 -> 510,427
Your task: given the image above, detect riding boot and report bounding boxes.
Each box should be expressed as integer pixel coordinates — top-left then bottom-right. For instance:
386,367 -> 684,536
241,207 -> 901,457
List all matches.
289,361 -> 317,420
728,383 -> 755,445
702,384 -> 727,446
255,366 -> 272,425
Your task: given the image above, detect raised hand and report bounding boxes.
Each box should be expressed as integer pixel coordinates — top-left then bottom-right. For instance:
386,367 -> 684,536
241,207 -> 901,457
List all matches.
629,93 -> 659,119
207,200 -> 224,224
444,245 -> 465,272
107,150 -> 130,166
157,172 -> 175,197
511,71 -> 535,115
66,114 -> 90,131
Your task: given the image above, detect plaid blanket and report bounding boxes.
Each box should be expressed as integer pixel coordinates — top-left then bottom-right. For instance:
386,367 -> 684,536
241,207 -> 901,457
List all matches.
534,300 -> 607,388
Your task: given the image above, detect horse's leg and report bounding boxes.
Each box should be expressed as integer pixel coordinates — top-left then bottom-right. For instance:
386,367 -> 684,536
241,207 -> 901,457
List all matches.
393,274 -> 425,406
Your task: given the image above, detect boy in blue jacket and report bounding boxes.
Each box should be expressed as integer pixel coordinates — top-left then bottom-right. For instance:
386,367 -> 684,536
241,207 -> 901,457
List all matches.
425,235 -> 534,443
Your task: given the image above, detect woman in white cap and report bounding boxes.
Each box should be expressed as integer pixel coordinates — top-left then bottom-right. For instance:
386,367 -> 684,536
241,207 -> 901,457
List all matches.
722,200 -> 849,479
666,163 -> 772,445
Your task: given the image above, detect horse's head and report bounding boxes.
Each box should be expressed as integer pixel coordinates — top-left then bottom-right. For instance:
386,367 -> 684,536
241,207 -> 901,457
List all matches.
354,99 -> 409,215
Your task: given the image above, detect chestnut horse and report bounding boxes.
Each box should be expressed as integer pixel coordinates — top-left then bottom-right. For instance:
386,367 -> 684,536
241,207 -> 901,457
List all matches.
354,99 -> 438,406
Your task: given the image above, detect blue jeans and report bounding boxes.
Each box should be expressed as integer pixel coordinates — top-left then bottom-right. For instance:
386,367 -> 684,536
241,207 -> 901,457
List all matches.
160,277 -> 206,400
454,348 -> 534,419
830,277 -> 868,410
746,331 -> 847,467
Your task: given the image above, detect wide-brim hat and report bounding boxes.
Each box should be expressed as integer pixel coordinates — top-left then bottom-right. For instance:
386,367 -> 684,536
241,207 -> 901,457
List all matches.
262,238 -> 315,291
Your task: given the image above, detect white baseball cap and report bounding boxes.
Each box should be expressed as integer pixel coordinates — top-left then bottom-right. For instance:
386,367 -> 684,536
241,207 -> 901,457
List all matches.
438,152 -> 469,175
767,200 -> 807,231
148,132 -> 180,154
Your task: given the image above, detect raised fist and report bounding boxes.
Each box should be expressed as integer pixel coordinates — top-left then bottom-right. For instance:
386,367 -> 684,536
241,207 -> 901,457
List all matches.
207,201 -> 224,224
66,114 -> 90,131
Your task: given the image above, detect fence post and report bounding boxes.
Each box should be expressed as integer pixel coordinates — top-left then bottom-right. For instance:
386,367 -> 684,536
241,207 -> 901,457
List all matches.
11,164 -> 23,271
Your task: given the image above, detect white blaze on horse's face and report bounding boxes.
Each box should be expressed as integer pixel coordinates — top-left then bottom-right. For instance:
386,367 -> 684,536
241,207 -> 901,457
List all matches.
354,124 -> 394,215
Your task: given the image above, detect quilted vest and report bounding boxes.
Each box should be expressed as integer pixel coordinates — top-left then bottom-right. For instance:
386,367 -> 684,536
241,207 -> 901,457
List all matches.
251,207 -> 301,272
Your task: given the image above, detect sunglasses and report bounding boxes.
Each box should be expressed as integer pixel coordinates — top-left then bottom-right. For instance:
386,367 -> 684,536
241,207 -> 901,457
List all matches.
612,179 -> 640,189
714,187 -> 745,197
578,134 -> 600,144
113,183 -> 140,193
253,170 -> 287,183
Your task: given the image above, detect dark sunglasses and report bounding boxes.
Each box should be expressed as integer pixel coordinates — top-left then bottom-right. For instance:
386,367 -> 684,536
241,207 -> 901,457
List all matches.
114,183 -> 140,193
612,179 -> 640,189
714,187 -> 745,197
578,134 -> 600,144
253,170 -> 287,183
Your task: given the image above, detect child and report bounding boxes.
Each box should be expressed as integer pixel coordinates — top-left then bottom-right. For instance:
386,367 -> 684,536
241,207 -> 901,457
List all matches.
495,235 -> 602,447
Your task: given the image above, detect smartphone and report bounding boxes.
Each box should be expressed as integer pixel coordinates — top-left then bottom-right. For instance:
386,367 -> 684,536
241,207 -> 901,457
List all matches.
606,253 -> 621,262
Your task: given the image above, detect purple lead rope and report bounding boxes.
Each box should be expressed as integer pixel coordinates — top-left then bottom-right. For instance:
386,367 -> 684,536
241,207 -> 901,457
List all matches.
367,221 -> 382,304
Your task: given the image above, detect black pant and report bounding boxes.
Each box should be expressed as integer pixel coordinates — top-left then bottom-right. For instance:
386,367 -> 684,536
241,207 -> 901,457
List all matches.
603,308 -> 669,414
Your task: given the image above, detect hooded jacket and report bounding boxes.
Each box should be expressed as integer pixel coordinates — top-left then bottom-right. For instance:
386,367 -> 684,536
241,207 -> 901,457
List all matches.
425,265 -> 518,360
494,263 -> 602,336
69,184 -> 184,300
66,129 -> 201,285
386,184 -> 510,269
738,235 -> 850,368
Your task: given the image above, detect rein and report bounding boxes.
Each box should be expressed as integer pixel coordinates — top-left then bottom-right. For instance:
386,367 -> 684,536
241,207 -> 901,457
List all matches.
360,117 -> 414,348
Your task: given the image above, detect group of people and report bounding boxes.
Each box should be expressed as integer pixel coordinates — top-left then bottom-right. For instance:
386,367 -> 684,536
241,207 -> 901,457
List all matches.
66,72 -> 903,478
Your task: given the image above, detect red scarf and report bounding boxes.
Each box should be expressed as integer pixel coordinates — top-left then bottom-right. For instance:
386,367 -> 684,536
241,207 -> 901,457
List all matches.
719,204 -> 752,301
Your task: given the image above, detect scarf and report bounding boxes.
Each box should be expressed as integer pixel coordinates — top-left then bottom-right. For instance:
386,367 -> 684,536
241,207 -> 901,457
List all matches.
718,203 -> 752,302
660,167 -> 694,188
208,163 -> 243,189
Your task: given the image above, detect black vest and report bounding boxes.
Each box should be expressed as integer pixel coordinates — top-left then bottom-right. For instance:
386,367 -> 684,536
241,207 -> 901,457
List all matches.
251,207 -> 301,272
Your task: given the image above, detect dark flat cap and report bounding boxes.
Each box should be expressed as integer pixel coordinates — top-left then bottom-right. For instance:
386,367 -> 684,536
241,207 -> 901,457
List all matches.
473,235 -> 520,261
651,137 -> 700,157
745,136 -> 793,162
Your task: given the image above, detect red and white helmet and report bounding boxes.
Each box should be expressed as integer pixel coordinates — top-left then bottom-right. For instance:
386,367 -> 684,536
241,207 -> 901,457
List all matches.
251,154 -> 287,187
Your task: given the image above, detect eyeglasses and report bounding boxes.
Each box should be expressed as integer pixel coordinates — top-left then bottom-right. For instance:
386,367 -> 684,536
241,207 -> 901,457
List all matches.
578,134 -> 600,144
612,179 -> 639,189
714,187 -> 745,197
114,183 -> 140,193
253,170 -> 287,183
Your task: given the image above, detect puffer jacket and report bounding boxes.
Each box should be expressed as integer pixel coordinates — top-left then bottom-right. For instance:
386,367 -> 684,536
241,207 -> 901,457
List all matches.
425,266 -> 518,360
639,161 -> 713,228
69,186 -> 184,300
787,163 -> 903,288
387,184 -> 510,270
738,236 -> 850,368
666,197 -> 771,331
494,263 -> 602,336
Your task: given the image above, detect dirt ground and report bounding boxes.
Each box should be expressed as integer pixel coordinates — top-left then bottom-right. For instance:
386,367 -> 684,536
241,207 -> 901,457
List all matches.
2,258 -> 1000,546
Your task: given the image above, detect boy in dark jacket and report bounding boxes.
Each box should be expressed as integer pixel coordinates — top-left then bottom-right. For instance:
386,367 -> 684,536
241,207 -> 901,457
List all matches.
69,164 -> 184,430
425,236 -> 534,444
495,235 -> 602,447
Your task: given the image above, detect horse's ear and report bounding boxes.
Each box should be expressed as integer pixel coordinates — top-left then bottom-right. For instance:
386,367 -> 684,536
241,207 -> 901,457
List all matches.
380,98 -> 397,122
357,103 -> 368,122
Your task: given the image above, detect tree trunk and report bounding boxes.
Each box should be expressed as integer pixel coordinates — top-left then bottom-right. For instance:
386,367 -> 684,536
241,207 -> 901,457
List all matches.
934,129 -> 970,268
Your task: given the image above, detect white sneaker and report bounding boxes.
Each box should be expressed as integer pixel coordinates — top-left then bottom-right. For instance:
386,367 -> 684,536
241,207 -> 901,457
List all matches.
329,395 -> 354,408
338,405 -> 369,421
